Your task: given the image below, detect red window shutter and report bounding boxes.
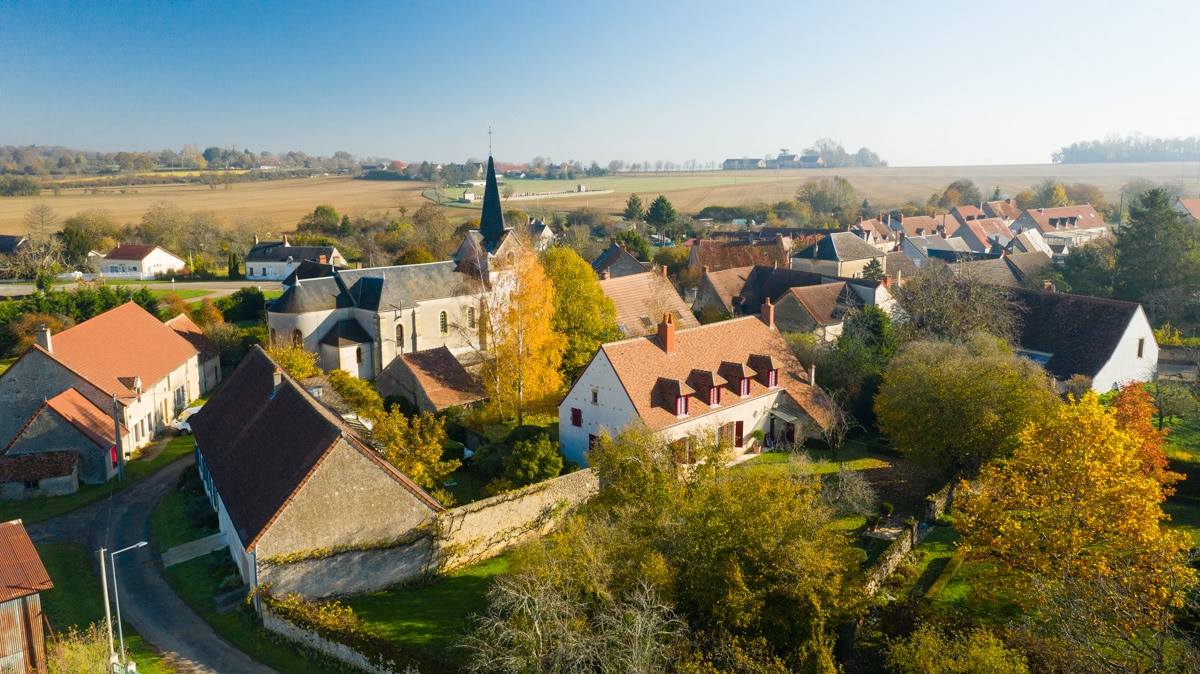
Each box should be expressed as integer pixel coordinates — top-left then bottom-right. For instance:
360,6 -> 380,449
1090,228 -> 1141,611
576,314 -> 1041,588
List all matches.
768,369 -> 778,388
571,408 -> 582,427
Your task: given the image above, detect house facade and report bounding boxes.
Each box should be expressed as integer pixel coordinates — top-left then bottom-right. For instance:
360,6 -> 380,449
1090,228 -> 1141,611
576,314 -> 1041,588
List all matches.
191,347 -> 444,595
1010,287 -> 1157,392
100,244 -> 187,280
1009,204 -> 1109,249
592,243 -> 650,279
558,311 -> 832,466
245,236 -> 347,281
600,269 -> 700,337
773,279 -> 897,341
0,302 -> 200,467
790,232 -> 886,278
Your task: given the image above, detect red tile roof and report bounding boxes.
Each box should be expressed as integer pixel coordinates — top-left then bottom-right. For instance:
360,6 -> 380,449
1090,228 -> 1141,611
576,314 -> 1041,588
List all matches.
689,239 -> 790,271
45,302 -> 198,400
1177,198 -> 1200,219
44,388 -> 125,449
1016,204 -> 1107,234
397,347 -> 485,410
785,282 -> 856,326
598,316 -> 833,431
892,215 -> 960,238
600,272 -> 700,336
103,244 -> 182,262
951,205 -> 985,222
984,200 -> 1022,220
165,313 -> 220,362
0,520 -> 53,602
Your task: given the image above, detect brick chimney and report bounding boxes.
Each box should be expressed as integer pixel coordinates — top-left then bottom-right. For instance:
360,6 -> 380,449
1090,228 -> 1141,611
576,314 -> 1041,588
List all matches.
600,270 -> 611,280
657,313 -> 676,354
35,324 -> 51,353
318,254 -> 327,264
761,297 -> 775,330
882,275 -> 892,290
661,264 -> 668,278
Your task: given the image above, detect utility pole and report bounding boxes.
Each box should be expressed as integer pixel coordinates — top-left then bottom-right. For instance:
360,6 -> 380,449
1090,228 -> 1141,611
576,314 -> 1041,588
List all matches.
98,548 -> 117,669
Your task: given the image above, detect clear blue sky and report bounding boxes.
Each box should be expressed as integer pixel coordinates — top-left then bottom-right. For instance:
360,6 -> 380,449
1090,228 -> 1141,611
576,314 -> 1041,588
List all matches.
2,0 -> 1197,167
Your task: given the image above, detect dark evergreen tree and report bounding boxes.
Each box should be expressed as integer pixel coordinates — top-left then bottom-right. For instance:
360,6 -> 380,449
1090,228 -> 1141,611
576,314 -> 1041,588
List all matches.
1114,188 -> 1200,311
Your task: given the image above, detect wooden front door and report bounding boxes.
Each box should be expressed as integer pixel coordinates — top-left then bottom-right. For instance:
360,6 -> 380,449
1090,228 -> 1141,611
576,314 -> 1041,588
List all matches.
735,420 -> 744,448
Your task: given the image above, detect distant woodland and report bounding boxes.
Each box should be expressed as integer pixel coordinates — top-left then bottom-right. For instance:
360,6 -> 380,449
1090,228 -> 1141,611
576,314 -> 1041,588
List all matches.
1054,135 -> 1200,164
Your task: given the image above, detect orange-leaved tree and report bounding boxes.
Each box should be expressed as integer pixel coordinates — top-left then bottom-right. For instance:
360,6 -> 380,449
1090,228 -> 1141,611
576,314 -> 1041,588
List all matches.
1108,382 -> 1181,490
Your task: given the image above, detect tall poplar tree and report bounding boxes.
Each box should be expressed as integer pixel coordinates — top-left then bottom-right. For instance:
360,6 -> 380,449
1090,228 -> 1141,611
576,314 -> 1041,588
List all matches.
542,247 -> 620,381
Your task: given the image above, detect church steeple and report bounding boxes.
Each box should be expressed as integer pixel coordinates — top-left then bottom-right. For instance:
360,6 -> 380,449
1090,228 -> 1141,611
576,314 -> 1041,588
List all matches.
479,155 -> 504,250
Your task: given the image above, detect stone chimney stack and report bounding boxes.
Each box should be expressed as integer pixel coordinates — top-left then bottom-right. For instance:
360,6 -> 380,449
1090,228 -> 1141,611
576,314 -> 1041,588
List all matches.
35,324 -> 51,353
761,297 -> 775,330
600,270 -> 610,280
702,265 -> 709,276
660,264 -> 668,278
657,313 -> 676,354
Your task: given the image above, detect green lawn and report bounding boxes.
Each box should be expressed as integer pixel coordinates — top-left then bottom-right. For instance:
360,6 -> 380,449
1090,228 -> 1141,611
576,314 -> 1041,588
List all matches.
164,551 -> 347,673
1165,415 -> 1200,545
36,543 -> 173,673
149,466 -> 219,552
738,446 -> 890,475
147,288 -> 210,300
3,435 -> 195,524
346,554 -> 509,664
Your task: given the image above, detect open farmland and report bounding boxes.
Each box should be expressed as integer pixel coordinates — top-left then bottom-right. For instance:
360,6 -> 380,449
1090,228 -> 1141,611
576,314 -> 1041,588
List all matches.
2,162 -> 1199,236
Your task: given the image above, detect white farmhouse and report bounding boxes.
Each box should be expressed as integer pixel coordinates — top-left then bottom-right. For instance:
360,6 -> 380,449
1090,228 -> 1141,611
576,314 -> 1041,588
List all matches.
558,308 -> 833,467
245,236 -> 347,281
101,244 -> 187,280
1011,287 -> 1157,393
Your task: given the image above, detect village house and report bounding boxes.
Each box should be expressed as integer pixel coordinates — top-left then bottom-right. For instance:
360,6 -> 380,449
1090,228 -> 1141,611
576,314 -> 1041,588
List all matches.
790,232 -> 886,278
983,198 -> 1022,221
849,217 -> 899,252
526,218 -> 556,251
0,520 -> 53,673
165,313 -> 223,394
0,302 -> 201,474
558,309 -> 833,467
955,217 -> 1013,253
693,265 -> 824,317
1009,204 -> 1109,249
191,347 -> 445,595
687,237 -> 791,273
245,236 -> 347,281
888,214 -> 961,239
375,346 -> 486,414
592,242 -> 651,279
899,233 -> 975,267
1009,287 -> 1157,392
101,244 -> 187,280
949,204 -> 986,225
771,278 -> 897,341
1172,196 -> 1200,222
599,268 -> 700,337
952,251 -> 1053,288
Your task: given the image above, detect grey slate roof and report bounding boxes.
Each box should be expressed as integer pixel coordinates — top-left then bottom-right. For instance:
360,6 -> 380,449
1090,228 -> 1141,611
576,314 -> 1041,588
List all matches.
792,232 -> 881,262
1009,288 -> 1141,382
247,241 -> 338,263
319,319 -> 374,346
270,261 -> 475,314
0,235 -> 26,255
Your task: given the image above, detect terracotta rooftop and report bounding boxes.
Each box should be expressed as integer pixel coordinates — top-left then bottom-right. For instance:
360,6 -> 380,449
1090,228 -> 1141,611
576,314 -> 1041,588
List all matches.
950,204 -> 985,223
43,388 -> 126,449
688,239 -> 790,271
42,302 -> 199,401
104,244 -> 181,262
595,316 -> 833,431
958,217 -> 1013,252
1016,204 -> 1107,234
393,347 -> 485,410
600,272 -> 699,336
891,214 -> 961,238
165,313 -> 220,362
1176,198 -> 1200,219
784,282 -> 861,326
0,452 -> 78,485
984,199 -> 1022,220
0,520 -> 53,602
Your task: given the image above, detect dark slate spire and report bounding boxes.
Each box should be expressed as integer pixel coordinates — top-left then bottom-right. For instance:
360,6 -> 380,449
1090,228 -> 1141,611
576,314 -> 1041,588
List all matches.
480,156 -> 504,250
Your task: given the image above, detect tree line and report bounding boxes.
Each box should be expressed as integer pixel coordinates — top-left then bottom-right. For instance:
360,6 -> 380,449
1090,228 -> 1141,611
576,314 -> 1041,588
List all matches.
1054,134 -> 1200,163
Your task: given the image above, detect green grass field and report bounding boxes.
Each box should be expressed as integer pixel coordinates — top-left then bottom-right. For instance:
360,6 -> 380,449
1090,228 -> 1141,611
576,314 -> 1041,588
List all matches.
164,551 -> 345,673
345,554 -> 509,664
2,435 -> 194,524
36,543 -> 173,673
1165,414 -> 1200,545
149,468 -> 219,553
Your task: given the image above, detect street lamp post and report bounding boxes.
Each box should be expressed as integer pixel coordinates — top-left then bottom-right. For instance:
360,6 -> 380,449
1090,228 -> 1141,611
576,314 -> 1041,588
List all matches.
111,541 -> 147,672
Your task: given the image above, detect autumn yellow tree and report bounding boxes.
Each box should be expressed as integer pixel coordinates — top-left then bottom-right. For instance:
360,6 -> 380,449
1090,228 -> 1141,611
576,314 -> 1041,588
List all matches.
265,343 -> 320,379
1109,382 -> 1181,489
370,408 -> 458,489
958,393 -> 1197,670
477,249 -> 566,423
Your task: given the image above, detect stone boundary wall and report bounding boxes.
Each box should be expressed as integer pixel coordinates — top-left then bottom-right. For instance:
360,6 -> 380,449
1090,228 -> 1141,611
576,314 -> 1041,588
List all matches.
259,469 -> 599,598
924,482 -> 956,522
864,520 -> 920,597
437,468 -> 599,572
263,609 -> 398,674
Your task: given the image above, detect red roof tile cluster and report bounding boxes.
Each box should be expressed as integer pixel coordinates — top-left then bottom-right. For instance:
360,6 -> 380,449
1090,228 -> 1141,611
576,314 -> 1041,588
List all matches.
1017,204 -> 1107,234
600,272 -> 700,336
0,520 -> 53,602
597,316 -> 833,431
397,347 -> 485,410
44,302 -> 199,400
984,200 -> 1022,220
1178,198 -> 1200,219
784,283 -> 858,326
892,214 -> 960,238
44,389 -> 124,448
689,239 -> 790,271
165,313 -> 220,362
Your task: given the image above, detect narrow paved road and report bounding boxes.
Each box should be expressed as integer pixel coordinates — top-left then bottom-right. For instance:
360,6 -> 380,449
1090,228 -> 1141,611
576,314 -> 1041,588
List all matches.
27,455 -> 279,674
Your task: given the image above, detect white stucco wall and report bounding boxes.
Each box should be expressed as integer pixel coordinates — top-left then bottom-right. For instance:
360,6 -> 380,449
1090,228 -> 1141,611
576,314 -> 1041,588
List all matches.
1091,307 -> 1158,392
558,351 -> 639,466
119,357 -> 199,454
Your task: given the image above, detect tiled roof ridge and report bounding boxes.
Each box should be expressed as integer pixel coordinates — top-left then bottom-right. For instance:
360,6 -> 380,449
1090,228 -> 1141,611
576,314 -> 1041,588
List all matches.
44,388 -> 124,449
1006,285 -> 1141,311
26,343 -> 136,401
602,314 -> 764,351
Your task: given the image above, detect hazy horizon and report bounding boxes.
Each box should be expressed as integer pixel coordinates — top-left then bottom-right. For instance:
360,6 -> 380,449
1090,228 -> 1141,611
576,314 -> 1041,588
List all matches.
4,1 -> 1198,168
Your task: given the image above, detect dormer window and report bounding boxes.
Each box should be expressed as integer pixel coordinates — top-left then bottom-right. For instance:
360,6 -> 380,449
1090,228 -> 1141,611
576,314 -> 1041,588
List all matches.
739,378 -> 750,397
675,395 -> 689,417
767,369 -> 778,388
708,385 -> 721,406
